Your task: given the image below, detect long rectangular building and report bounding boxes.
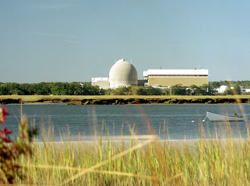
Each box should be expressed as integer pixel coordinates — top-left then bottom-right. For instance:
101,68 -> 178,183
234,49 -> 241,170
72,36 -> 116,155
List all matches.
143,69 -> 208,87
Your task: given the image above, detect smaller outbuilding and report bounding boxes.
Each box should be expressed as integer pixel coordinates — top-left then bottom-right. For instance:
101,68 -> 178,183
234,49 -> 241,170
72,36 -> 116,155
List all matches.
216,85 -> 229,93
91,77 -> 109,89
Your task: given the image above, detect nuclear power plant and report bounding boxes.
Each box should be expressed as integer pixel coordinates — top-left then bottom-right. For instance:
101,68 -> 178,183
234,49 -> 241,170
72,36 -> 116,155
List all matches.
91,59 -> 209,89
109,59 -> 138,88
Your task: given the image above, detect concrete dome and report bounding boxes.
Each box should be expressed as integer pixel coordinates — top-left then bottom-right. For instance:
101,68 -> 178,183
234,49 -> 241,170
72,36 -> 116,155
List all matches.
109,59 -> 138,88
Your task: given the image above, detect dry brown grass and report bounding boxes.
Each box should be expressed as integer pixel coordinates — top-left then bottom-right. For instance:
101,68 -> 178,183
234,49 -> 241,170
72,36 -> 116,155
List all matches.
1,94 -> 250,102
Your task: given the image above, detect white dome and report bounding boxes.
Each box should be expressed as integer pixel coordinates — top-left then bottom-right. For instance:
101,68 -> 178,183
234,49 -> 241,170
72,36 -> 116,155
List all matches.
109,59 -> 138,88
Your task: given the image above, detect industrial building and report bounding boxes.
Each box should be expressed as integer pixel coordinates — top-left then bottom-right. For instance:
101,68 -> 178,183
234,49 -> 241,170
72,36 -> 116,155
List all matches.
92,58 -> 209,89
143,69 -> 208,87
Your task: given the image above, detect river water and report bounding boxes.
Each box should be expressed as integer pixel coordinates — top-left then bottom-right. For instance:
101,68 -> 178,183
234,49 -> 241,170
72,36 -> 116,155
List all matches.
4,104 -> 250,141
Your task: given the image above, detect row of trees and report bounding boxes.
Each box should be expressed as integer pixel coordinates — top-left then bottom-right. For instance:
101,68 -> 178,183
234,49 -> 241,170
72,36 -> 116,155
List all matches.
0,81 -> 249,96
0,82 -> 104,95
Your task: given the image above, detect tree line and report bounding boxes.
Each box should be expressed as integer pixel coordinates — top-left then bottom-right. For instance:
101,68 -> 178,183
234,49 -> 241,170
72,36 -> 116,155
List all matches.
0,80 -> 249,96
0,82 -> 104,95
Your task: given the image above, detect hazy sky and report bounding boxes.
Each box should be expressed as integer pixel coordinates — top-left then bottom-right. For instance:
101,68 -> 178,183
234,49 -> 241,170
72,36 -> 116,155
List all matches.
1,0 -> 250,83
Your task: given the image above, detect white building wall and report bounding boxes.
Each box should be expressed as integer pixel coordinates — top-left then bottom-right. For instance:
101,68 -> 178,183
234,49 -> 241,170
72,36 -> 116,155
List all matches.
91,77 -> 109,89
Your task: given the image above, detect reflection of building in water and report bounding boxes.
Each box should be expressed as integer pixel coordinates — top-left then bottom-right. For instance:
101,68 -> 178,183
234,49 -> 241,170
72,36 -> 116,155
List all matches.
91,58 -> 209,89
143,69 -> 208,87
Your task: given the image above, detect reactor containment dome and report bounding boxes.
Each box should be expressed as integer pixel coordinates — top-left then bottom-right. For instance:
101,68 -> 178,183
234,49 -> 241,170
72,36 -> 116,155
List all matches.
109,59 -> 138,88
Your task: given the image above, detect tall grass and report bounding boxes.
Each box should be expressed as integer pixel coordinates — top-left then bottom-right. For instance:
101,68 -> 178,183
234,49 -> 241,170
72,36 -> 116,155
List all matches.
12,123 -> 250,186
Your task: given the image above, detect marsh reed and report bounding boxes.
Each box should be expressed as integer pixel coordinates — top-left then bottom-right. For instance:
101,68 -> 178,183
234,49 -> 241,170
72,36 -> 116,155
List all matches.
10,121 -> 249,186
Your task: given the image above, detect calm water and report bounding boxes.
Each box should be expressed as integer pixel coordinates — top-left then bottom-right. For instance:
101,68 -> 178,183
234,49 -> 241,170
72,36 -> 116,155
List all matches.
4,104 -> 250,141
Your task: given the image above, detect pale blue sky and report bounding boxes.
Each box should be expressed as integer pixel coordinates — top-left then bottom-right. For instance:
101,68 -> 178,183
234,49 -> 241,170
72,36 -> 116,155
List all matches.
1,0 -> 250,83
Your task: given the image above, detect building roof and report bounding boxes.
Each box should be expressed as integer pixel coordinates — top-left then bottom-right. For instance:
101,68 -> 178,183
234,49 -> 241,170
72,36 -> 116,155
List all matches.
143,69 -> 208,77
91,77 -> 108,82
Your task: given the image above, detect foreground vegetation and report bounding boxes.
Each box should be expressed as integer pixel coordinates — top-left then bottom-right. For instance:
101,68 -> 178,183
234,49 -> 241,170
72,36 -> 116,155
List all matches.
1,95 -> 250,105
14,133 -> 250,185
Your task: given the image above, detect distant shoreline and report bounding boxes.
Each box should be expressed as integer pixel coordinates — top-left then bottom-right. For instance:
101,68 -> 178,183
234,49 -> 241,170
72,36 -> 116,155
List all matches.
0,95 -> 250,105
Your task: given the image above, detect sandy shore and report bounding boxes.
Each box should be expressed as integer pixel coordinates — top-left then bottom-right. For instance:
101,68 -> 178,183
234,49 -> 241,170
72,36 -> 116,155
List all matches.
33,137 -> 248,148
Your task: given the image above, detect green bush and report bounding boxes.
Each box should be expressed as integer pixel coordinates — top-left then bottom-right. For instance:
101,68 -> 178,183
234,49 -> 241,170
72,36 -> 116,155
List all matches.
0,107 -> 38,184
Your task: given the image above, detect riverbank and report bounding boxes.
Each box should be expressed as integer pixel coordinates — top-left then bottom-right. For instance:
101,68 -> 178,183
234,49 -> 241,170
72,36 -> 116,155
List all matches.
0,95 -> 250,105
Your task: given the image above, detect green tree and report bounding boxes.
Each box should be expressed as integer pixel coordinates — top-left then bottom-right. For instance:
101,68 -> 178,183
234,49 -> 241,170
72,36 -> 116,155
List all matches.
145,86 -> 162,95
234,85 -> 241,95
171,85 -> 186,95
137,86 -> 148,95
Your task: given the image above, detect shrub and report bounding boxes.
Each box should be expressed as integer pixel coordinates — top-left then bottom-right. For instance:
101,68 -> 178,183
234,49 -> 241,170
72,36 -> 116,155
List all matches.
0,106 -> 38,184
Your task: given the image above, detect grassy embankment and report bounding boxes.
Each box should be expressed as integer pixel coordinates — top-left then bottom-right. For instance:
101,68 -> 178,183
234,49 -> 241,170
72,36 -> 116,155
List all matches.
15,129 -> 250,185
1,95 -> 250,104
